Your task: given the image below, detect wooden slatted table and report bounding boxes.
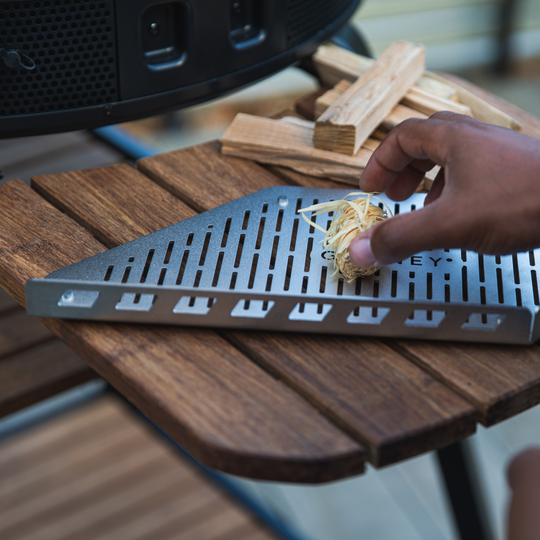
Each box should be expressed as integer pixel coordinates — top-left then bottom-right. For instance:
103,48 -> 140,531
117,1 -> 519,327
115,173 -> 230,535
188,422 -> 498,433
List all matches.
1,76 -> 540,484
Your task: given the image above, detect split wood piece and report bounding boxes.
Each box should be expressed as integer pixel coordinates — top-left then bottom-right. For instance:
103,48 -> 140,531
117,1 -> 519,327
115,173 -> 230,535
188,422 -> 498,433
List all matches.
313,43 -> 456,99
221,113 -> 372,185
401,85 -> 471,117
314,41 -> 426,156
313,44 -> 522,132
139,142 -> 478,467
25,169 -> 366,483
315,80 -> 430,129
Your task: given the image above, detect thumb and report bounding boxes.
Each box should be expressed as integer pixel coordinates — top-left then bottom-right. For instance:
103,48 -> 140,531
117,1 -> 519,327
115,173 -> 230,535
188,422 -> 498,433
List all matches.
349,201 -> 452,267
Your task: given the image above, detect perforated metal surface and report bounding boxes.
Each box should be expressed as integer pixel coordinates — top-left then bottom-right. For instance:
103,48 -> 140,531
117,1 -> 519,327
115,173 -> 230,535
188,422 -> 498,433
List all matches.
286,0 -> 354,48
26,187 -> 540,344
0,0 -> 118,116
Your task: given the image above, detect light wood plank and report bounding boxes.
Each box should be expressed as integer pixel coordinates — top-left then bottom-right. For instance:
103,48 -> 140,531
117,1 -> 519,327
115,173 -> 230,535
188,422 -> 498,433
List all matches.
6,175 -> 365,483
314,41 -> 425,155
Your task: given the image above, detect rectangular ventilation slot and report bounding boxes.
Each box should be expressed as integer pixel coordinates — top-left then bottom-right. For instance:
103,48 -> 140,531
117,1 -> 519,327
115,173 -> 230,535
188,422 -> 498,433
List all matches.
221,218 -> 232,248
496,267 -> 504,303
186,233 -> 194,246
495,255 -> 501,265
115,293 -> 155,312
462,313 -> 505,332
373,280 -> 380,318
284,255 -> 294,291
410,272 -> 415,279
394,203 -> 400,215
408,282 -> 415,300
320,266 -> 327,293
289,302 -> 332,322
173,296 -> 215,316
337,278 -> 344,296
164,241 -> 174,264
58,290 -> 99,309
199,232 -> 212,266
411,205 -> 416,211
140,250 -> 154,283
242,210 -> 250,230
516,288 -> 522,307
275,209 -> 284,232
302,276 -> 308,294
255,217 -> 265,249
532,270 -> 539,305
405,310 -> 446,328
290,219 -> 299,251
530,251 -> 536,266
193,270 -> 202,288
347,306 -> 390,325
212,252 -> 224,287
104,265 -> 114,281
462,266 -> 468,301
461,249 -> 467,262
299,303 -> 305,313
269,236 -> 279,270
478,254 -> 485,283
327,220 -> 332,230
176,251 -> 189,285
445,284 -> 451,303
234,234 -> 245,268
309,199 -> 318,233
248,254 -> 258,289
231,299 -> 275,319
355,278 -> 362,296
304,237 -> 313,272
157,268 -> 167,286
426,273 -> 432,300
262,203 -> 268,213
265,274 -> 273,292
295,198 -> 302,213
121,266 -> 131,284
512,254 -> 520,284
230,272 -> 238,290
391,271 -> 398,298
480,286 -> 487,324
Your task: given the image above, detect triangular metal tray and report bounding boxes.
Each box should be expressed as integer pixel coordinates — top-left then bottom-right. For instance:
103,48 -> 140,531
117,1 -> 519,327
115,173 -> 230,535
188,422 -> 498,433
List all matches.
26,187 -> 540,344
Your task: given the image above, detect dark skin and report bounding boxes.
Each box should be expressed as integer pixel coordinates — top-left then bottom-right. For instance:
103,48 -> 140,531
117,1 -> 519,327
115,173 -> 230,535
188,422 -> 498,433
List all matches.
348,112 -> 540,268
349,112 -> 540,540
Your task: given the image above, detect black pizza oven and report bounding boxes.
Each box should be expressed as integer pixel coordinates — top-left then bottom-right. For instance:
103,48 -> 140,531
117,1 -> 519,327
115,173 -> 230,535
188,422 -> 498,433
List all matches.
0,0 -> 362,137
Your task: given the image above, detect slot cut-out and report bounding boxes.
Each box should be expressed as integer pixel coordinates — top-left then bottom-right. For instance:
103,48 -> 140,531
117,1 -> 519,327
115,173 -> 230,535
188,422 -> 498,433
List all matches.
221,218 -> 231,248
58,289 -> 100,309
289,302 -> 332,322
115,293 -> 155,312
173,296 -> 215,316
347,306 -> 390,325
140,250 -> 154,283
164,241 -> 174,264
462,313 -> 505,332
231,299 -> 275,319
405,310 -> 446,328
104,265 -> 113,281
176,250 -> 189,285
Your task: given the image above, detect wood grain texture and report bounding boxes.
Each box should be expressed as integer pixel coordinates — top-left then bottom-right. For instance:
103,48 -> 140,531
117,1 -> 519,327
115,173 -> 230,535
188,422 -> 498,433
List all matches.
313,44 -> 521,131
314,42 -> 425,156
7,177 -> 365,483
138,139 -> 282,214
220,113 -> 371,184
138,143 -> 476,466
293,86 -> 540,426
0,395 -> 278,540
0,339 -> 96,418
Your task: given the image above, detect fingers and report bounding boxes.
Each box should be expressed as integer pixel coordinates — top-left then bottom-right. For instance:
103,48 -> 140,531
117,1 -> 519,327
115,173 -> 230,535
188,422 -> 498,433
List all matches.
424,167 -> 446,205
360,113 -> 477,196
349,200 -> 454,266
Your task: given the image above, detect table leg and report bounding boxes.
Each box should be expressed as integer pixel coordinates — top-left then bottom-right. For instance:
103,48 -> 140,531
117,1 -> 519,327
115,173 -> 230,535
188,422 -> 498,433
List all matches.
436,439 -> 494,540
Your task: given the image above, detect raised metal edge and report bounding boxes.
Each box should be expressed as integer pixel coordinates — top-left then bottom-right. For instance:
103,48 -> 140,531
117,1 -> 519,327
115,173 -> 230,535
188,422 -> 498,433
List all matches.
26,278 -> 535,345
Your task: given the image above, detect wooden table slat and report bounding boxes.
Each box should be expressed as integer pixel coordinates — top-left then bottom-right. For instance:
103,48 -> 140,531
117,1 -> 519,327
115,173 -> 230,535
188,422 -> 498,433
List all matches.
0,178 -> 365,483
137,142 -> 477,466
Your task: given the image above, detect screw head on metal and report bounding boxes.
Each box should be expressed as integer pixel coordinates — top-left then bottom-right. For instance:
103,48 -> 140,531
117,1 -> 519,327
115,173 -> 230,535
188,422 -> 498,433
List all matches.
278,196 -> 288,208
62,290 -> 74,302
148,22 -> 160,35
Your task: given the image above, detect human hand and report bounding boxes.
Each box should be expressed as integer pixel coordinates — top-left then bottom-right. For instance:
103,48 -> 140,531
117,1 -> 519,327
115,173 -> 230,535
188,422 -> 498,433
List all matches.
348,113 -> 540,269
507,447 -> 540,540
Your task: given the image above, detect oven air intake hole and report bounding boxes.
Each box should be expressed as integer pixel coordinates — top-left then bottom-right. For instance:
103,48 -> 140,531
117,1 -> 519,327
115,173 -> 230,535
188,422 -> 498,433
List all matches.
230,299 -> 275,319
405,310 -> 446,328
289,302 -> 332,322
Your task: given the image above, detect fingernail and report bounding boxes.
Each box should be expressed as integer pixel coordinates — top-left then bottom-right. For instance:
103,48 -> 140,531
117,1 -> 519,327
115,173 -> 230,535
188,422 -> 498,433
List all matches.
349,237 -> 378,269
